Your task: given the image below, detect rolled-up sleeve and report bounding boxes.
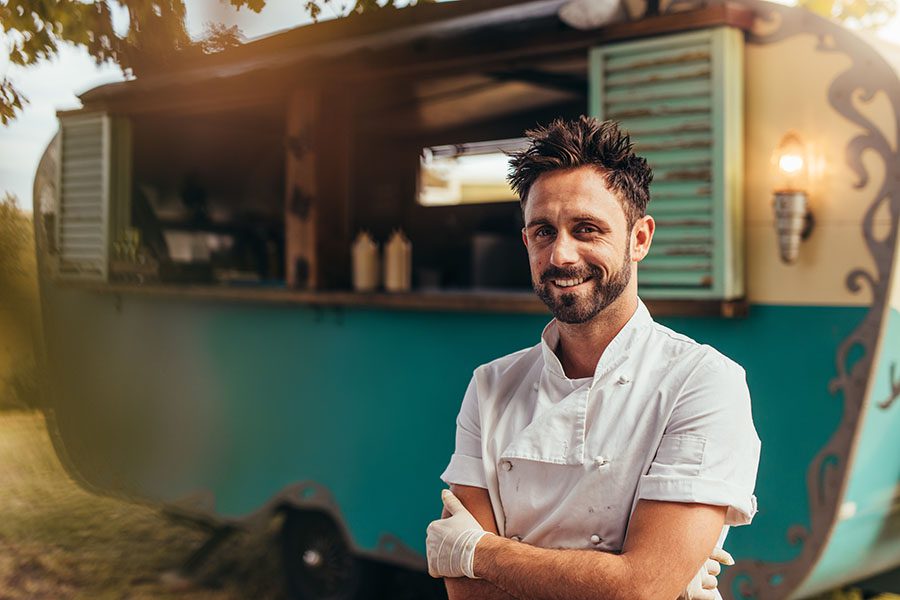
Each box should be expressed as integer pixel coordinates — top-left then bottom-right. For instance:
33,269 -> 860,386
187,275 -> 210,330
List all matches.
440,375 -> 487,488
638,354 -> 761,526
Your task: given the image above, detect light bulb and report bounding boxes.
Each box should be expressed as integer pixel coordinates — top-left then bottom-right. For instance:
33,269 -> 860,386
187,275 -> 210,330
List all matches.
773,132 -> 809,192
779,154 -> 804,174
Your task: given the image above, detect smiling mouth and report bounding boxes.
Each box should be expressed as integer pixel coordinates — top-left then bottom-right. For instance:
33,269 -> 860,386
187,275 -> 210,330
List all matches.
551,276 -> 593,289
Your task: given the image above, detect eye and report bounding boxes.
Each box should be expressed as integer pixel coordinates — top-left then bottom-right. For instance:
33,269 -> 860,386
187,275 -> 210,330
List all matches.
575,224 -> 600,235
535,226 -> 555,238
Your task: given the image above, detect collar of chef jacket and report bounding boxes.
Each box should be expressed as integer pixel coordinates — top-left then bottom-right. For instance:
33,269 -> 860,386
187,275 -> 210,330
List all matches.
499,299 -> 653,467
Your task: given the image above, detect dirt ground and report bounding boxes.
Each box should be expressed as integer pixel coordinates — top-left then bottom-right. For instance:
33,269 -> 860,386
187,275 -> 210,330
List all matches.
0,411 -> 286,600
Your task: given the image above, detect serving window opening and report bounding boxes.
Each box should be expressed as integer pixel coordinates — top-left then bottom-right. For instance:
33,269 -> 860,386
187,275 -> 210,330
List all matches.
417,138 -> 527,207
129,102 -> 286,287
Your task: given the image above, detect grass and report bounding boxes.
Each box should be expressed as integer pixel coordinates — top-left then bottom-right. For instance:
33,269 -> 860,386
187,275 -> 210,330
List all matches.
0,410 -> 286,600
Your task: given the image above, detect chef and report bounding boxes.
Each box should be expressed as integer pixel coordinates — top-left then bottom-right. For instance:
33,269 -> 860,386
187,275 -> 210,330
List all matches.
426,116 -> 760,600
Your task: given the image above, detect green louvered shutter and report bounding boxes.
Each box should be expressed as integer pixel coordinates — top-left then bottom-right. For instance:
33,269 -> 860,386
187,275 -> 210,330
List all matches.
56,113 -> 131,281
590,27 -> 744,300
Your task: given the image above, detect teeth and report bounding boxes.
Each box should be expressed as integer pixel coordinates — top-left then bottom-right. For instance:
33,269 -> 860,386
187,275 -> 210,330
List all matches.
554,277 -> 586,288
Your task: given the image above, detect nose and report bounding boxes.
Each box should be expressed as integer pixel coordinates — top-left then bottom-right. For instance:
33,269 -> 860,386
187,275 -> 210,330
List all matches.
549,231 -> 579,267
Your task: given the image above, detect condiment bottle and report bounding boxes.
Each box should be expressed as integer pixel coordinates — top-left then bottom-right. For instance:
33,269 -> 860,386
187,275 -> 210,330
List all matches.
384,229 -> 412,292
352,231 -> 380,292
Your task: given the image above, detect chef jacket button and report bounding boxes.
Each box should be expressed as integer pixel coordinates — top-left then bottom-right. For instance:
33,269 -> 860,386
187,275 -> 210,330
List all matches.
532,382 -> 539,391
617,374 -> 631,385
590,534 -> 602,545
594,456 -> 609,467
500,460 -> 513,471
511,535 -> 522,542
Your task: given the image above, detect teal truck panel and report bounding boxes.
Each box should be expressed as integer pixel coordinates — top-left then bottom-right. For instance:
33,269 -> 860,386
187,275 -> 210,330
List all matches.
41,285 -> 863,564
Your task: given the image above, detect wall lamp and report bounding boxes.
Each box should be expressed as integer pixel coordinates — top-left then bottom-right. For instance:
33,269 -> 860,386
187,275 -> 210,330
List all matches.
772,131 -> 815,264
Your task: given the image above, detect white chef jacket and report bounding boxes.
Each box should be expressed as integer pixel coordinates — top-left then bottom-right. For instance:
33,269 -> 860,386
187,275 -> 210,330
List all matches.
440,298 -> 760,554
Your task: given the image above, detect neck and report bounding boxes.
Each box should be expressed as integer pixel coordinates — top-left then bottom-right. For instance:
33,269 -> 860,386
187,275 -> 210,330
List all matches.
555,294 -> 638,379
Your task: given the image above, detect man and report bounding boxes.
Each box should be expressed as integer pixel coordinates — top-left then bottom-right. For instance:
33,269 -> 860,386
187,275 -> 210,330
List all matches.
426,117 -> 760,600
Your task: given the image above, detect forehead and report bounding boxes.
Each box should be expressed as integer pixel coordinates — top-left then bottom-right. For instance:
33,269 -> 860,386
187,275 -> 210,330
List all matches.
524,166 -> 627,226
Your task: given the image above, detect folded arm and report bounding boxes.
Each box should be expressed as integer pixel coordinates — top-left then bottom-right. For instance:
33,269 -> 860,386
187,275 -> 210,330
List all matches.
430,489 -> 726,600
473,499 -> 726,600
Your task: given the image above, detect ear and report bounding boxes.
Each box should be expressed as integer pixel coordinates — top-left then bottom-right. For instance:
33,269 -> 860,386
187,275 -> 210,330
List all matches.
521,227 -> 529,248
630,215 -> 655,262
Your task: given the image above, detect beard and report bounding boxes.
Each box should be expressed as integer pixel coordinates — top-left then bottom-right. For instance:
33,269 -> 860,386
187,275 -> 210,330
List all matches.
533,246 -> 632,324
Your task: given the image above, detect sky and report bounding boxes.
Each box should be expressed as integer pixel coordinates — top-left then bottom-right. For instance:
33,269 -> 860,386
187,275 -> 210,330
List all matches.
1,0 -> 899,211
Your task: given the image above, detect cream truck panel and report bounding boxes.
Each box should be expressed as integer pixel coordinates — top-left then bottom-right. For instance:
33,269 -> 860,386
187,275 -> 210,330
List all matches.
744,35 -> 895,306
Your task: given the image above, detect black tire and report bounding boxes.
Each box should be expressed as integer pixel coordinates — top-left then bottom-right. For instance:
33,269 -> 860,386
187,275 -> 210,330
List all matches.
280,509 -> 371,600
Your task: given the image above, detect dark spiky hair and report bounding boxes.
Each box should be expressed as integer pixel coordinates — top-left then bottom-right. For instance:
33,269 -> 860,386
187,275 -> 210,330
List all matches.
507,116 -> 652,224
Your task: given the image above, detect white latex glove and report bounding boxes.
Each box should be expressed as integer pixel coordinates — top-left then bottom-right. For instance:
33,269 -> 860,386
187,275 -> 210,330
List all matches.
426,489 -> 492,579
679,547 -> 734,600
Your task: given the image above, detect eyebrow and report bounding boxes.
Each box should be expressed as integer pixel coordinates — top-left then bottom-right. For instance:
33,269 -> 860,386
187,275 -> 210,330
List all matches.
525,218 -> 552,229
570,214 -> 611,227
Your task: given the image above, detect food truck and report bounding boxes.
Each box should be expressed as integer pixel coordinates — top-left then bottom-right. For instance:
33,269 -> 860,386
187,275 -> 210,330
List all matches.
31,0 -> 900,597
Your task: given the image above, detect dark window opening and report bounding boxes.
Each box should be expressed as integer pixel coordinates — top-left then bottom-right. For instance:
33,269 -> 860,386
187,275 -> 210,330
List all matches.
131,103 -> 286,286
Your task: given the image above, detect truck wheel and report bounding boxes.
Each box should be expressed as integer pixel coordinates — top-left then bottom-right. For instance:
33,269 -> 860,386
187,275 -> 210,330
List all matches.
281,509 -> 370,600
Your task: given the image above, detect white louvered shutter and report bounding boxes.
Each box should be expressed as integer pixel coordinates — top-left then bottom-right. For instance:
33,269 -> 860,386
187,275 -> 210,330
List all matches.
57,114 -> 109,280
590,27 -> 744,300
56,113 -> 131,281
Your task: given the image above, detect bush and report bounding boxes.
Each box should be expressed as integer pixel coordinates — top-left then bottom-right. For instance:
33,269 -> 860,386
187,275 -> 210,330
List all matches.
0,192 -> 40,412
0,192 -> 37,307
